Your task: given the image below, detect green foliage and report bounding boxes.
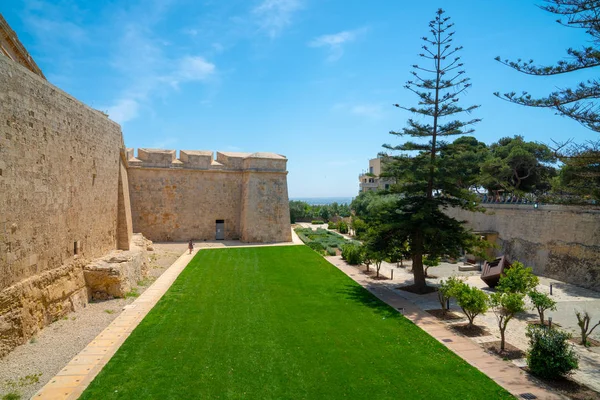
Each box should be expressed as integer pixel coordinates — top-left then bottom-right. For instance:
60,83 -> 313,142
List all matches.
575,310 -> 600,347
307,241 -> 326,255
295,228 -> 352,256
350,217 -> 368,239
422,255 -> 440,277
337,221 -> 349,234
480,135 -> 556,194
327,221 -> 336,229
497,261 -> 539,294
2,392 -> 21,400
528,290 -> 557,324
454,283 -> 489,327
311,220 -> 324,225
341,243 -> 363,265
124,288 -> 140,298
437,276 -> 463,312
489,292 -> 526,350
526,325 -> 578,379
439,136 -> 489,190
326,247 -> 337,256
289,201 -> 351,223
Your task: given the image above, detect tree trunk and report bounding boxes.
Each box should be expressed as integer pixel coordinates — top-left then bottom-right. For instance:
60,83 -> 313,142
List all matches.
411,232 -> 427,293
500,328 -> 506,351
539,309 -> 544,325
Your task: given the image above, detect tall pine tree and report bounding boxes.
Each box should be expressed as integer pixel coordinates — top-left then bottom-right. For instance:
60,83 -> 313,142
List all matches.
495,0 -> 600,192
376,9 -> 481,293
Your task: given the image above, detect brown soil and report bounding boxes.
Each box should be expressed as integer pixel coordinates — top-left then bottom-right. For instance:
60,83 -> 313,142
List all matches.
371,275 -> 389,281
521,368 -> 600,400
450,323 -> 491,338
482,341 -> 525,360
397,284 -> 438,295
570,336 -> 600,347
527,320 -> 562,328
426,309 -> 464,321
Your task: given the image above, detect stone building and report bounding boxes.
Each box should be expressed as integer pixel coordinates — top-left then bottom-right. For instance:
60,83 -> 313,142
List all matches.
0,16 -> 291,356
358,156 -> 394,193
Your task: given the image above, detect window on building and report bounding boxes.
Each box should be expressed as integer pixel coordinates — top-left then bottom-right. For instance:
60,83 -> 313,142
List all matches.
385,184 -> 389,190
369,166 -> 373,174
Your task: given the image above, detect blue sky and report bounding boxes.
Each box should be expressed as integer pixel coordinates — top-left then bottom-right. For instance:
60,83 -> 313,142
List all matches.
2,0 -> 598,197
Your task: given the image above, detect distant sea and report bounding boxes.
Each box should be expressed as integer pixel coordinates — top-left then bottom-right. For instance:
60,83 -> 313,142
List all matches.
290,197 -> 354,205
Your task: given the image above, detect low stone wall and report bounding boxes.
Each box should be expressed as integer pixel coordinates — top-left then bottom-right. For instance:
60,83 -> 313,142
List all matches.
84,235 -> 150,300
0,260 -> 88,357
0,234 -> 150,357
446,204 -> 600,291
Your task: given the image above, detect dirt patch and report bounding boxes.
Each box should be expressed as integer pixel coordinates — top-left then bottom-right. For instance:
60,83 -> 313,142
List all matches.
397,284 -> 438,295
521,368 -> 600,400
482,340 -> 525,360
570,336 -> 600,347
426,309 -> 464,321
450,323 -> 491,338
527,320 -> 561,328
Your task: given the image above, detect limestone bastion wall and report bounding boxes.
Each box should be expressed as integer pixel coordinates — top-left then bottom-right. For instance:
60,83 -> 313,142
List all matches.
0,56 -> 134,356
127,149 -> 292,243
445,204 -> 600,291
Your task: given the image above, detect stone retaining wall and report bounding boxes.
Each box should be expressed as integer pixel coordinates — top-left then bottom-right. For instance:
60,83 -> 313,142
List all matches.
446,204 -> 600,290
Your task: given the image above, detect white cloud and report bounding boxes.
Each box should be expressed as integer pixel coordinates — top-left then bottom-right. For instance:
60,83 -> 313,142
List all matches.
253,0 -> 303,37
171,56 -> 216,86
309,28 -> 366,61
106,98 -> 140,125
351,104 -> 384,119
333,102 -> 385,120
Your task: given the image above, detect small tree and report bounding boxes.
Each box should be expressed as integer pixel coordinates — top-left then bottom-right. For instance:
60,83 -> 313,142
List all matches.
528,290 -> 557,325
497,261 -> 539,294
437,276 -> 463,315
423,255 -> 440,277
489,292 -> 526,351
341,243 -> 363,265
455,283 -> 489,328
526,324 -> 578,379
575,310 -> 600,347
362,249 -> 373,272
373,252 -> 386,278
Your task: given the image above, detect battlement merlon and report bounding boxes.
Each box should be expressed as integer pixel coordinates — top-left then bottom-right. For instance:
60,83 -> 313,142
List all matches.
126,148 -> 287,172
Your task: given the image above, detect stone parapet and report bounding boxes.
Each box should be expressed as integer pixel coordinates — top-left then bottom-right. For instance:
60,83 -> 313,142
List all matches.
127,148 -> 287,172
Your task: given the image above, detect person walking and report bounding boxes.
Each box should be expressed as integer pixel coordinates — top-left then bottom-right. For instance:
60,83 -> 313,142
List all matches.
188,239 -> 194,254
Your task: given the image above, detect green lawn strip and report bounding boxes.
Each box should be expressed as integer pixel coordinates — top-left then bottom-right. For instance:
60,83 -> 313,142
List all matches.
81,246 -> 511,399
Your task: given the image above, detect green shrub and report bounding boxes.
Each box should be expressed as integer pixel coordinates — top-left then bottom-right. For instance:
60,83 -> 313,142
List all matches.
311,220 -> 324,225
326,247 -> 337,256
497,261 -> 539,294
307,241 -> 325,254
337,221 -> 349,234
526,325 -> 578,379
437,276 -> 463,313
327,221 -> 336,229
454,283 -> 488,327
528,290 -> 557,325
342,243 -> 363,265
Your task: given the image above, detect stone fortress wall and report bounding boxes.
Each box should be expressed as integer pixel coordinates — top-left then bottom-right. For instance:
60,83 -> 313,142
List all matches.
446,204 -> 600,291
127,149 -> 292,243
0,55 -> 134,355
0,51 -> 291,356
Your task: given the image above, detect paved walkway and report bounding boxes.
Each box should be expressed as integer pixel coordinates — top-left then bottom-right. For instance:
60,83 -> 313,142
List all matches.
326,257 -> 567,400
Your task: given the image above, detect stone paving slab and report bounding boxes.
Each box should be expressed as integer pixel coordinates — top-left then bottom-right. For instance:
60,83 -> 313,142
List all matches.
327,257 -> 568,400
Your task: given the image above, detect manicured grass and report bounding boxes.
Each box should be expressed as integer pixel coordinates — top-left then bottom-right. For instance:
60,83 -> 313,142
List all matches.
81,246 -> 511,399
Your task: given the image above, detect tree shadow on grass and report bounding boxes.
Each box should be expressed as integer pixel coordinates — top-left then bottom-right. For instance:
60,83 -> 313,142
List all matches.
337,284 -> 401,319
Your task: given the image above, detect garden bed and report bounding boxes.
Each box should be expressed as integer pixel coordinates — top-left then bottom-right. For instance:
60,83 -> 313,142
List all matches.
482,341 -> 525,360
426,309 -> 464,321
450,323 -> 491,338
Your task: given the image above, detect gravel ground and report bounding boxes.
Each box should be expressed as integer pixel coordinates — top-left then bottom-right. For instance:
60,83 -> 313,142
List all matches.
0,242 -> 187,400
